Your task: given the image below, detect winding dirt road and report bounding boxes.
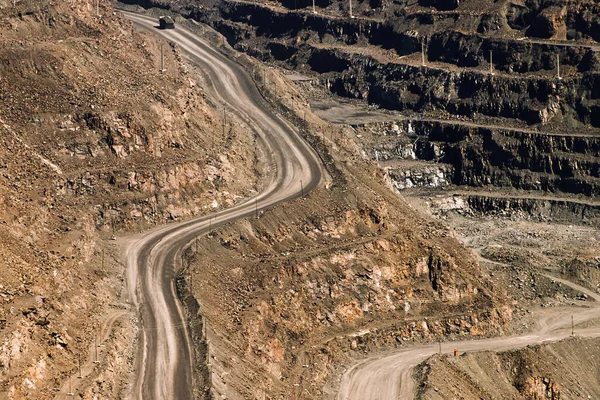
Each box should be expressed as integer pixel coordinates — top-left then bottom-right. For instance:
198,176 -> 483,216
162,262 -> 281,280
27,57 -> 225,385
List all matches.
118,11 -> 600,400
120,11 -> 324,400
337,272 -> 600,400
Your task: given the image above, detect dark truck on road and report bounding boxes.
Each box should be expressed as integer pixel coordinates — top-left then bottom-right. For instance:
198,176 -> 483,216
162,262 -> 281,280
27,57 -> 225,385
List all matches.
159,16 -> 175,29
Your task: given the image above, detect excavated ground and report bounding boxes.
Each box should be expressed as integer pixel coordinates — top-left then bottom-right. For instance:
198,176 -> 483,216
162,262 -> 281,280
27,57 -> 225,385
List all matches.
3,0 -> 600,398
415,337 -> 600,399
149,0 -> 600,397
0,1 -> 260,398
184,66 -> 512,399
119,0 -> 600,199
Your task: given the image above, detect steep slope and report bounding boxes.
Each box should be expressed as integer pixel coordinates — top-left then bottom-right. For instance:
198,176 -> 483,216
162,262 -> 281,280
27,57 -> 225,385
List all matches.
0,1 -> 259,398
416,337 -> 600,400
178,67 -> 511,399
109,1 -> 600,398
118,0 -> 600,199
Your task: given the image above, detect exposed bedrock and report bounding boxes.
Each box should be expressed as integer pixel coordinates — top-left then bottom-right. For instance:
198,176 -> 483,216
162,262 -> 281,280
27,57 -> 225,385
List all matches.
209,22 -> 600,127
215,2 -> 600,72
117,0 -> 600,204
466,195 -> 600,227
331,63 -> 600,126
121,0 -> 600,73
507,0 -> 600,41
386,163 -> 454,190
251,42 -> 600,127
363,120 -> 600,196
418,0 -> 459,11
118,0 -> 600,128
561,257 -> 600,291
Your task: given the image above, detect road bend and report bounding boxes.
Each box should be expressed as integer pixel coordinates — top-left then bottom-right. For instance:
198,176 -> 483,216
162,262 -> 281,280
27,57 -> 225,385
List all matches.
337,272 -> 600,400
119,11 -> 324,400
120,10 -> 600,400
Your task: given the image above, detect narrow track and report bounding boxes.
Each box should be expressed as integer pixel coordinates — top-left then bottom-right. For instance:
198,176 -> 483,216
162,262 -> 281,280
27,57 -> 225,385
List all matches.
337,268 -> 600,400
116,11 -> 599,400
120,11 -> 324,400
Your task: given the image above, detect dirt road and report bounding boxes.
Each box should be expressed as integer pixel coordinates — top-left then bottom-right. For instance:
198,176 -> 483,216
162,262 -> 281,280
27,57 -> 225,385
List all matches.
55,310 -> 129,399
337,271 -> 600,400
120,11 -> 324,400
120,11 -> 599,400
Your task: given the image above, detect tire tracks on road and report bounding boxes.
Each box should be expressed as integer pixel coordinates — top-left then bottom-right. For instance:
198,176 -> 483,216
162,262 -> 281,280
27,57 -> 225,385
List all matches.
120,11 -> 324,400
337,258 -> 600,400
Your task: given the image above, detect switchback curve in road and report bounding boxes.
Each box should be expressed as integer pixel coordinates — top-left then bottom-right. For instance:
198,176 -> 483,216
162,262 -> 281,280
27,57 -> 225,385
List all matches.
337,271 -> 600,400
120,11 -> 324,400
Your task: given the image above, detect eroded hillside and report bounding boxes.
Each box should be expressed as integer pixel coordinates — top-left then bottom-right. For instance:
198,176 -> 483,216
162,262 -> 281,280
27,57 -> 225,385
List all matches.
3,0 -> 599,398
171,66 -> 512,399
416,337 -> 600,399
0,1 -> 259,398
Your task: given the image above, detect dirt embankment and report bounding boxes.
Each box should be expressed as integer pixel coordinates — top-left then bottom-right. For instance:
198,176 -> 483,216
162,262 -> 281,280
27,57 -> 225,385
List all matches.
415,337 -> 600,400
189,169 -> 511,399
136,0 -> 600,397
170,66 -> 513,399
0,1 -> 259,398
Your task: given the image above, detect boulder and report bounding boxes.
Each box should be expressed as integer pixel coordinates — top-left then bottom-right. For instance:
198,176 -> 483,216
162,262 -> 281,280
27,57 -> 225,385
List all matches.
526,6 -> 567,39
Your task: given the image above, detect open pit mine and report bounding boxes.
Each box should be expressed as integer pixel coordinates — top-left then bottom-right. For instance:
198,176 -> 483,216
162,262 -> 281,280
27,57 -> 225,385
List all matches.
1,0 -> 599,399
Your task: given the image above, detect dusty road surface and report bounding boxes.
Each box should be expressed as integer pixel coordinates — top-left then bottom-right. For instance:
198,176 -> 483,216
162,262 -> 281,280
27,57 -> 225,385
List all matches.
120,11 -> 324,400
55,310 -> 129,399
337,273 -> 600,400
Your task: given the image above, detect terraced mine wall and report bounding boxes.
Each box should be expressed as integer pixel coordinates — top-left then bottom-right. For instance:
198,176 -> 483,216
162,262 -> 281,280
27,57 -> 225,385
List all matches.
120,1 -> 600,72
331,64 -> 600,126
466,195 -> 600,227
119,1 -> 600,199
368,120 -> 600,196
131,0 -> 600,44
214,2 -> 600,71
119,1 -> 600,127
210,4 -> 600,127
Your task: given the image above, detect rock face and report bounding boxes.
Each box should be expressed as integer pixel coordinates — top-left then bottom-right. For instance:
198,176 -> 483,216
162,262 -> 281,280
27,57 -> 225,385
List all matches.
331,66 -> 594,126
120,0 -> 600,129
561,257 -> 600,290
466,195 -> 600,226
527,5 -> 567,39
358,120 -> 600,196
188,166 -> 509,399
0,2 -> 258,398
139,0 -> 600,129
418,0 -> 460,11
416,337 -> 600,399
387,164 -> 454,190
523,376 -> 562,400
122,0 -> 600,44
